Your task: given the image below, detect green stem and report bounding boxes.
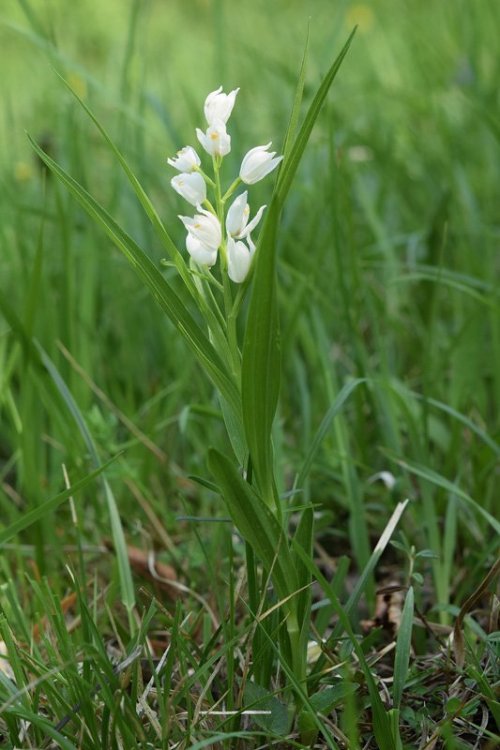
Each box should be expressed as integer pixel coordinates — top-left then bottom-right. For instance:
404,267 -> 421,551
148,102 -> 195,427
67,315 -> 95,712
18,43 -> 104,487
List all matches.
286,610 -> 306,691
222,176 -> 242,203
196,165 -> 216,189
213,155 -> 240,376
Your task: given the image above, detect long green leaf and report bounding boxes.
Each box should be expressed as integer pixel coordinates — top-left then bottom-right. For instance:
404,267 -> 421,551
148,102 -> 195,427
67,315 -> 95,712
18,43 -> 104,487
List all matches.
208,448 -> 298,606
241,198 -> 280,505
241,30 -> 356,507
296,378 -> 367,488
28,137 -> 241,418
389,455 -> 500,535
276,27 -> 356,208
281,24 -> 310,163
402,387 -> 500,457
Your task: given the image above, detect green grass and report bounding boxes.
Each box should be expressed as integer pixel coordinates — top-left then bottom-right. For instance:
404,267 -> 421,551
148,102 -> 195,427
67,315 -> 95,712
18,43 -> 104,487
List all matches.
1,0 -> 499,747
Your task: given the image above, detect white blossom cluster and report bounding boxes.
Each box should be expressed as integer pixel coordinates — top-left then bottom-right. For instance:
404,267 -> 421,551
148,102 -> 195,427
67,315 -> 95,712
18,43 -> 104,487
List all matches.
167,87 -> 282,283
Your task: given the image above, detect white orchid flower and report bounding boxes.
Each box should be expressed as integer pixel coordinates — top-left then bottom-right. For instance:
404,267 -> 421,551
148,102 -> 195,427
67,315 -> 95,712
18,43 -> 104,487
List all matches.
240,142 -> 283,184
196,121 -> 231,157
204,86 -> 239,126
225,191 -> 266,239
179,206 -> 222,265
186,234 -> 218,267
167,146 -> 200,173
227,235 -> 253,283
171,172 -> 206,207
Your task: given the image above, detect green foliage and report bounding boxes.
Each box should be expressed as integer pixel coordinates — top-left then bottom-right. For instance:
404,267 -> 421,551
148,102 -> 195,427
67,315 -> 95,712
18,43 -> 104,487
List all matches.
0,0 -> 499,747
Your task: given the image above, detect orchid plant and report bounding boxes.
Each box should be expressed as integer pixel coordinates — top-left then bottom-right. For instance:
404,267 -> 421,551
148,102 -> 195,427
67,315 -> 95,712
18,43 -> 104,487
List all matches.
32,30 -> 375,745
164,85 -> 317,738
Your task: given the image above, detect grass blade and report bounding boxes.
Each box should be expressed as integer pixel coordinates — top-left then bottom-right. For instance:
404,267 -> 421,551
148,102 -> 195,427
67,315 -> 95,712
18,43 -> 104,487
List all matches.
0,294 -> 136,616
389,455 -> 500,535
290,539 -> 395,750
296,378 -> 367,489
393,586 -> 414,709
56,76 -> 193,297
0,455 -> 118,545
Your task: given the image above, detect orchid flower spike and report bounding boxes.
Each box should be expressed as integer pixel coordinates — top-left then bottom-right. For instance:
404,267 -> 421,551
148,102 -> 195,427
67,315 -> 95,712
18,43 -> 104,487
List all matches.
240,142 -> 283,184
196,121 -> 231,157
204,86 -> 239,126
167,146 -> 200,173
171,172 -> 206,207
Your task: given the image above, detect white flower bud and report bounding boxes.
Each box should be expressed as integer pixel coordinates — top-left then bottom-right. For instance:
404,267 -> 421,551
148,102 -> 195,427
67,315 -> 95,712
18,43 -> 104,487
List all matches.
204,86 -> 239,126
170,172 -> 206,206
167,146 -> 200,172
240,142 -> 283,185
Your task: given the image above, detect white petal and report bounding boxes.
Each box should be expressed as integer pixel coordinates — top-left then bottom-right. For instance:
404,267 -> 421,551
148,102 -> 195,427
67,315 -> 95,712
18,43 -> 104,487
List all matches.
238,204 -> 266,238
170,172 -> 206,206
186,234 -> 218,266
226,191 -> 249,236
167,146 -> 200,172
196,127 -> 210,154
227,236 -> 252,283
179,209 -> 221,250
204,86 -> 239,125
240,142 -> 283,184
203,86 -> 223,124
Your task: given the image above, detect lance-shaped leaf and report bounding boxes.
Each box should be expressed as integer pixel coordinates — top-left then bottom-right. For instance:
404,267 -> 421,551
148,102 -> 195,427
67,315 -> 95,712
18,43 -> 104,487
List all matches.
208,448 -> 298,606
241,197 -> 280,506
276,27 -> 356,209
